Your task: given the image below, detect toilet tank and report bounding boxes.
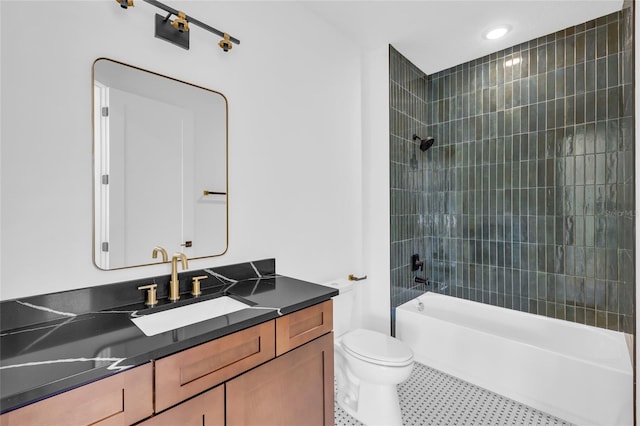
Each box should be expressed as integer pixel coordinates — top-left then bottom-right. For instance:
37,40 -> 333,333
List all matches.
320,279 -> 355,338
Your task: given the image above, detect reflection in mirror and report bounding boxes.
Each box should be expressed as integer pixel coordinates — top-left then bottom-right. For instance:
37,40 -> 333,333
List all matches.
93,58 -> 228,270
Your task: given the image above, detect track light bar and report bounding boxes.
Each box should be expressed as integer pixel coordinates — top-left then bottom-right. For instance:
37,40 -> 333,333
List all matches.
117,0 -> 241,52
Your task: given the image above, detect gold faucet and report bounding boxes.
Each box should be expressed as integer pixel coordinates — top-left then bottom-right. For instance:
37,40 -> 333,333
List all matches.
169,252 -> 188,302
152,246 -> 168,263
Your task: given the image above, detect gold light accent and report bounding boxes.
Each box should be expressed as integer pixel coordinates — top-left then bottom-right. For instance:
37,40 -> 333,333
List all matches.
171,11 -> 189,32
219,33 -> 233,52
115,0 -> 134,8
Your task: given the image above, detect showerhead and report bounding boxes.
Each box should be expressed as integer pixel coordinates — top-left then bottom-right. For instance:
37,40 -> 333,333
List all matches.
420,136 -> 435,151
413,134 -> 435,152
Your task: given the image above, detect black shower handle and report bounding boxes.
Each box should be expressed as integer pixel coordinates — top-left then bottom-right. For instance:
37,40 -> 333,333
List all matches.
411,254 -> 424,272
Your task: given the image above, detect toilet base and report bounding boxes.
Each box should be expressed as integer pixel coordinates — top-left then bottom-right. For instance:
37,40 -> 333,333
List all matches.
337,380 -> 403,426
333,330 -> 413,426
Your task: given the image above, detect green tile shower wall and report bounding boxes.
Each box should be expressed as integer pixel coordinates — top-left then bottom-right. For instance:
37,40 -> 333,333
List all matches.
389,9 -> 634,333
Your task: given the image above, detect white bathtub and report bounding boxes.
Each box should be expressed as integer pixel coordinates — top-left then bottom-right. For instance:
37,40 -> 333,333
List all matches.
396,292 -> 633,426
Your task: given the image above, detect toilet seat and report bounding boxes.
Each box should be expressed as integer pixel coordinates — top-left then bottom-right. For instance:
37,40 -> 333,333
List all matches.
342,328 -> 413,367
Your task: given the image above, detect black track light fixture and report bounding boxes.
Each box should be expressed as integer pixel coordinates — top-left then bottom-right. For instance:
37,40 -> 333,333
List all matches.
117,0 -> 240,52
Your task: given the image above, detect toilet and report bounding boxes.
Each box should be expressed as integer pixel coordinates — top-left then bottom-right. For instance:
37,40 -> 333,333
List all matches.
321,279 -> 414,426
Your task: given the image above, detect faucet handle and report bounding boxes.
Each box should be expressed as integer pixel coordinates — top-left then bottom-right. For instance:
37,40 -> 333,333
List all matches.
411,254 -> 424,271
191,275 -> 208,297
137,284 -> 158,307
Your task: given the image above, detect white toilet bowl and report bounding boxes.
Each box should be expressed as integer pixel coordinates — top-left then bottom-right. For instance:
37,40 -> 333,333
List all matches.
319,279 -> 414,425
335,328 -> 414,426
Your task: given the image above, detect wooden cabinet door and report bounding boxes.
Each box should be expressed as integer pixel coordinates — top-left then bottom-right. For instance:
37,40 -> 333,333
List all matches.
276,300 -> 333,356
226,332 -> 334,426
0,363 -> 153,426
139,385 -> 224,426
155,320 -> 275,412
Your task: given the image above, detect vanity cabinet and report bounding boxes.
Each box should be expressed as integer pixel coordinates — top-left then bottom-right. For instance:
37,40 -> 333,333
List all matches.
139,385 -> 224,426
226,332 -> 334,426
276,300 -> 333,356
0,363 -> 152,426
154,321 -> 275,412
152,300 -> 333,425
1,300 -> 333,426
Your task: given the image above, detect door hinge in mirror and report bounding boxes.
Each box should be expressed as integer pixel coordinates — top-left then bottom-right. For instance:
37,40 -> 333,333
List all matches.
102,174 -> 109,185
101,107 -> 109,117
101,242 -> 109,252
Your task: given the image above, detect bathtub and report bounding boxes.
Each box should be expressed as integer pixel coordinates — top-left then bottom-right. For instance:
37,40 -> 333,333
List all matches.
396,292 -> 633,426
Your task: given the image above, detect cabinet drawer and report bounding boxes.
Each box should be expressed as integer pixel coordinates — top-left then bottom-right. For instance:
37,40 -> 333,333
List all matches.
155,320 -> 275,412
140,385 -> 224,426
276,300 -> 333,356
0,363 -> 153,426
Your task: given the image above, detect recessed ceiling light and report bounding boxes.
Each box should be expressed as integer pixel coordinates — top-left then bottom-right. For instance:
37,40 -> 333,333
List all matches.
484,26 -> 511,40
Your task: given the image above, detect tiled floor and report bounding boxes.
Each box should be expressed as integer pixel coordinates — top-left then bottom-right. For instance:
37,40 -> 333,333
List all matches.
335,363 -> 573,426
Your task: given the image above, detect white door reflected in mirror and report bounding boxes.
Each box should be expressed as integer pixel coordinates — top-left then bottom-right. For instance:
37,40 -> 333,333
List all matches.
93,58 -> 228,270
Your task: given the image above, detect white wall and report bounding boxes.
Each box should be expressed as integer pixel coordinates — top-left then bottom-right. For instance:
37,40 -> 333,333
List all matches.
359,45 -> 391,334
0,1 -> 363,300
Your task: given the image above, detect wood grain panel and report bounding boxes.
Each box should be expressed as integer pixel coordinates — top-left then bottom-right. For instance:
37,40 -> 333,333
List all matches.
139,385 -> 224,426
276,300 -> 333,356
0,363 -> 153,426
180,339 -> 259,385
155,320 -> 275,412
226,332 -> 334,426
122,362 -> 154,425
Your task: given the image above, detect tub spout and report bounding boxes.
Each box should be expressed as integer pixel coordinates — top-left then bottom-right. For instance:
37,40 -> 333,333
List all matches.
415,276 -> 429,285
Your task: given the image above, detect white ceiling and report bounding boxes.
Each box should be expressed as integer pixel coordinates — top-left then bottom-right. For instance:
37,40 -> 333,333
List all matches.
303,0 -> 625,75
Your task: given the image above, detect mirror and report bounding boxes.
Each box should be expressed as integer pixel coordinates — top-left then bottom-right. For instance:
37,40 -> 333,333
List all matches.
93,58 -> 228,270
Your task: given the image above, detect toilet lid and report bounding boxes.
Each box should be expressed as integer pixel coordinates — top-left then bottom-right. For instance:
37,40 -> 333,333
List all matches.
342,329 -> 413,366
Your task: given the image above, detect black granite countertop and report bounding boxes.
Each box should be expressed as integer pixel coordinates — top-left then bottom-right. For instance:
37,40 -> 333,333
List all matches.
0,259 -> 337,414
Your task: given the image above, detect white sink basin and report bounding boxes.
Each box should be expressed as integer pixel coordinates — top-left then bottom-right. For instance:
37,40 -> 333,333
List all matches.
131,296 -> 251,337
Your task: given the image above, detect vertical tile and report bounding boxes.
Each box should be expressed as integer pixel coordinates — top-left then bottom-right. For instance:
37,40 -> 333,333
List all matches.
575,62 -> 586,95
584,60 -> 598,93
596,25 -> 607,58
389,11 -> 633,332
586,29 -> 596,61
607,21 -> 619,55
576,32 -> 586,64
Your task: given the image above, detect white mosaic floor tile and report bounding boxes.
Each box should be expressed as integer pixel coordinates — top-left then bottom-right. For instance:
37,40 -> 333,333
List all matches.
334,363 -> 573,426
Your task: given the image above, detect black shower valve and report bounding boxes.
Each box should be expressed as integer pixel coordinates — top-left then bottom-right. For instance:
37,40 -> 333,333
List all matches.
411,254 -> 424,272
